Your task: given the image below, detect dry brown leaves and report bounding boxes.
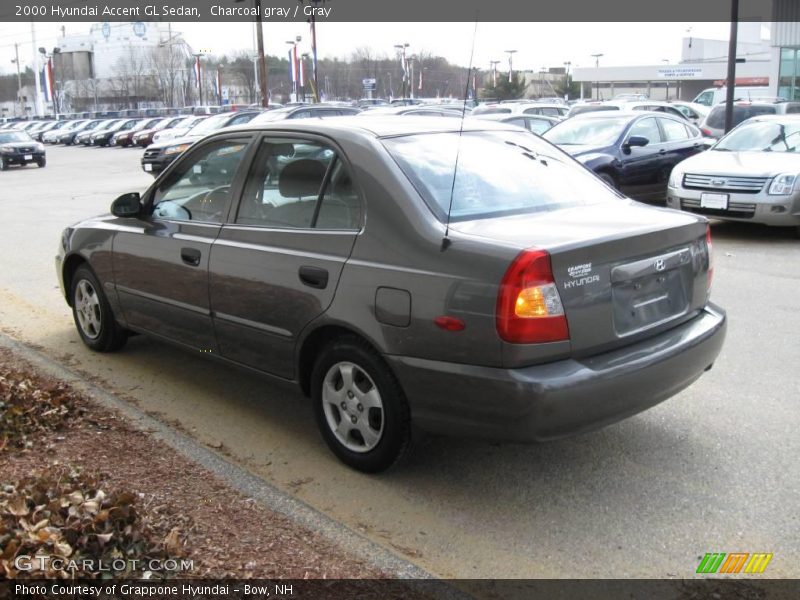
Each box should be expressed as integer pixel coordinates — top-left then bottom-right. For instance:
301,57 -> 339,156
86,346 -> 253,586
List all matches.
0,365 -> 80,452
0,466 -> 187,580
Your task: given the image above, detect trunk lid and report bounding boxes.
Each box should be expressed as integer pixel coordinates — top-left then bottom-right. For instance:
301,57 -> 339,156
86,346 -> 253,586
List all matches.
453,201 -> 710,355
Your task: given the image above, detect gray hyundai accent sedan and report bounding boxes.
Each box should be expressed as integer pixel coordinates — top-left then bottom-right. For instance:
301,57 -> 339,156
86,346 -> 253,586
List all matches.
56,117 -> 726,472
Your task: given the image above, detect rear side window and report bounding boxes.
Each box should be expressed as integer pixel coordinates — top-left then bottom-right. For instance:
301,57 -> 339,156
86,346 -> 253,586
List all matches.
236,138 -> 360,230
476,107 -> 511,115
660,117 -> 691,141
785,104 -> 800,114
383,131 -> 621,222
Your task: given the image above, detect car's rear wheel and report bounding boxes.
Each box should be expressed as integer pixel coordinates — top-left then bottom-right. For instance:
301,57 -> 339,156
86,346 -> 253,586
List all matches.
311,336 -> 411,473
70,265 -> 127,352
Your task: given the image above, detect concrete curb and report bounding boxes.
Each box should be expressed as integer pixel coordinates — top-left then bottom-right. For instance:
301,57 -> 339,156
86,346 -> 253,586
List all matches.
0,333 -> 472,598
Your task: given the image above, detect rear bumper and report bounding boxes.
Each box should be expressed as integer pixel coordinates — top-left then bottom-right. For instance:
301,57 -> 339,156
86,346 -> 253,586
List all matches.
387,304 -> 726,442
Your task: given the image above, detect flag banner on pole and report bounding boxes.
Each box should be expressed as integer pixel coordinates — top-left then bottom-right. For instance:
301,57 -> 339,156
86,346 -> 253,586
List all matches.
288,49 -> 294,84
290,45 -> 298,84
418,69 -> 423,90
299,57 -> 305,88
194,56 -> 201,88
41,58 -> 54,102
216,68 -> 222,97
309,19 -> 318,86
508,59 -> 513,82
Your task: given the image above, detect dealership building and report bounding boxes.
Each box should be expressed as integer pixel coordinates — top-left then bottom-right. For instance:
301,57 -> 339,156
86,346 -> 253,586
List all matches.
572,10 -> 800,103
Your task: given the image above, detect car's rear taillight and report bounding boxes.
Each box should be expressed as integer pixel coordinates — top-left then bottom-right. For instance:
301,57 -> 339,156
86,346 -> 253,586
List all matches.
700,127 -> 713,137
705,225 -> 714,292
496,249 -> 570,344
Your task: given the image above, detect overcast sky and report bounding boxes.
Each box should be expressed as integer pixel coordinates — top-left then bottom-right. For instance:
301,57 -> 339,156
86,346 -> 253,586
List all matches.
0,21 -> 740,76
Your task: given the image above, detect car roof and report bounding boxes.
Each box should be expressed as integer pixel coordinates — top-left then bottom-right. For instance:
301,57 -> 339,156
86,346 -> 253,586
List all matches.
226,115 -> 518,139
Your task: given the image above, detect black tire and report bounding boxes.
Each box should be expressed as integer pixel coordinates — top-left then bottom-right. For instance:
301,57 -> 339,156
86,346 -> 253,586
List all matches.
70,264 -> 127,352
597,171 -> 617,189
37,158 -> 46,168
311,336 -> 412,473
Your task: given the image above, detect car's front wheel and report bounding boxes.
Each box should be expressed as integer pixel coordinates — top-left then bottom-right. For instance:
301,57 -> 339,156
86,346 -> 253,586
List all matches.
311,336 -> 411,473
36,158 -> 46,168
70,265 -> 127,352
0,157 -> 8,171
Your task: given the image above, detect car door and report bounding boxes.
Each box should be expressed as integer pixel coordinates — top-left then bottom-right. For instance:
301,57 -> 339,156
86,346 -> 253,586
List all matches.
616,116 -> 665,199
112,134 -> 254,351
657,116 -> 704,176
209,134 -> 362,378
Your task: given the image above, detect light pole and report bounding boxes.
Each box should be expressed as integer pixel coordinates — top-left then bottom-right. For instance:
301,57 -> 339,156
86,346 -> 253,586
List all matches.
11,44 -> 23,117
394,43 -> 409,99
193,53 -> 204,106
504,49 -> 517,83
286,37 -> 302,102
490,60 -> 500,88
591,53 -> 603,99
563,61 -> 572,101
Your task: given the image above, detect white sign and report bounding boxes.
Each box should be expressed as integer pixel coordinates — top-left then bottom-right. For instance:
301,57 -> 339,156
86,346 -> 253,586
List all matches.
362,78 -> 377,86
657,66 -> 703,79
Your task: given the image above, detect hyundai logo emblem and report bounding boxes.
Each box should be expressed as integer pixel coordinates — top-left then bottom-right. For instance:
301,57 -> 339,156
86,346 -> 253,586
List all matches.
654,259 -> 666,272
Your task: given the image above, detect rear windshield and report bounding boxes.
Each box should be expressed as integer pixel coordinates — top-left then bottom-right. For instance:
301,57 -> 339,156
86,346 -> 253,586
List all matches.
706,105 -> 777,129
383,131 -> 621,222
569,104 -> 620,116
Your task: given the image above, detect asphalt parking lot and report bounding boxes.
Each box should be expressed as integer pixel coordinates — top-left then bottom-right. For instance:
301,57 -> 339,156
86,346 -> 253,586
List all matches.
0,145 -> 798,578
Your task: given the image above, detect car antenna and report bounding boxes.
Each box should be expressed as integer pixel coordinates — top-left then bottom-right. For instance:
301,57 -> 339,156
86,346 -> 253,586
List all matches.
442,18 -> 478,252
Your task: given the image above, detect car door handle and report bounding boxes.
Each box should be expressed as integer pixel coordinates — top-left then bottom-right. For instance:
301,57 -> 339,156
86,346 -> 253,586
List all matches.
180,247 -> 202,267
298,266 -> 329,289
658,149 -> 667,154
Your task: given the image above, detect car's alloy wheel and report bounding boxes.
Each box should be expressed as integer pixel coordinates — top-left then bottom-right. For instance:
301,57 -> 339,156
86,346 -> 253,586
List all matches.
311,337 -> 411,473
70,265 -> 127,352
322,361 -> 385,453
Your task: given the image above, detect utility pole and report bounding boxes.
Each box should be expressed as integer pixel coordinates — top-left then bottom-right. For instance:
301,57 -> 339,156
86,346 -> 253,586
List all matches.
254,0 -> 269,107
591,52 -> 604,99
12,44 -> 23,117
724,0 -> 739,133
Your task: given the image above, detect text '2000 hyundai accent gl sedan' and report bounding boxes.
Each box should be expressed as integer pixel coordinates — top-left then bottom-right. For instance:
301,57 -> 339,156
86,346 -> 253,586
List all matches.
56,117 -> 726,472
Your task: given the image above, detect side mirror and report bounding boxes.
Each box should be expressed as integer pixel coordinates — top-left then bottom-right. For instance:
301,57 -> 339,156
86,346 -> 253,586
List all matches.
111,192 -> 142,218
625,135 -> 650,148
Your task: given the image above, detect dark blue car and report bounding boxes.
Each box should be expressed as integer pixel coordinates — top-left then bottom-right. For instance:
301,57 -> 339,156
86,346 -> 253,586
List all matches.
543,111 -> 707,202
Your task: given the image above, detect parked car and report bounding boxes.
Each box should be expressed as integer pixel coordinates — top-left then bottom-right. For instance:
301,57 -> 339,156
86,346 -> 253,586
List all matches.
249,104 -> 362,123
356,106 -> 461,118
152,115 -> 209,144
667,114 -> 800,233
133,116 -> 188,147
76,120 -> 119,145
699,100 -> 800,139
31,120 -> 66,142
43,120 -> 86,143
470,112 -> 560,134
57,116 -> 725,472
617,101 -> 692,121
566,102 -> 622,118
0,129 -> 46,170
92,119 -> 141,147
141,111 -> 260,175
692,86 -> 772,107
112,118 -> 162,147
543,111 -> 707,201
668,101 -> 710,126
473,102 -> 568,118
57,119 -> 105,145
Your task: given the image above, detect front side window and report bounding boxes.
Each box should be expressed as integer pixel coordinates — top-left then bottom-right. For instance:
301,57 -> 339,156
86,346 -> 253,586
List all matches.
236,138 -> 360,230
151,139 -> 250,223
383,130 -> 621,223
544,116 -> 628,146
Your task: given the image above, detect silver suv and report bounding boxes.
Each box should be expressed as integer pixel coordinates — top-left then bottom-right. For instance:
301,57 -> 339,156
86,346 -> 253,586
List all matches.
699,100 -> 800,139
668,114 -> 800,233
